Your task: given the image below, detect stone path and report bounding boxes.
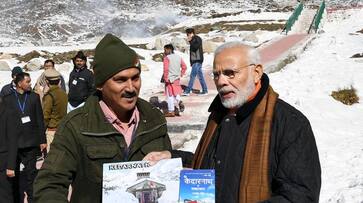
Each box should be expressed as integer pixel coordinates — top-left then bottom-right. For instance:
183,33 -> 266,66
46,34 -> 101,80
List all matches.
163,34 -> 310,133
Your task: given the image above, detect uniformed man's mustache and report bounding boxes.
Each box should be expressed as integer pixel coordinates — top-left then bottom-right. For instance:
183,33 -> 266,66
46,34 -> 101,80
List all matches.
122,91 -> 137,98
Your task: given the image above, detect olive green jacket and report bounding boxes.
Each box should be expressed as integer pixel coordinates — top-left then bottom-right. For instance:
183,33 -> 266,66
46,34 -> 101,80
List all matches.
34,95 -> 172,203
42,85 -> 68,128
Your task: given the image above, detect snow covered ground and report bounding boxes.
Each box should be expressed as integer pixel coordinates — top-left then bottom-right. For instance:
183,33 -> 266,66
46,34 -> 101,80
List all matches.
0,7 -> 362,203
269,9 -> 363,202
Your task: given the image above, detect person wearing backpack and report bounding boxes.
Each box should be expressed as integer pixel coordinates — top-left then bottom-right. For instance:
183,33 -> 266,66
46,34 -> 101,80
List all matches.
42,69 -> 68,149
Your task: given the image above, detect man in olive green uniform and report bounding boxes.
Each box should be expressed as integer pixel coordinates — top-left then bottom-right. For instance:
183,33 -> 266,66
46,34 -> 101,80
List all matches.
42,69 -> 68,149
34,34 -> 172,202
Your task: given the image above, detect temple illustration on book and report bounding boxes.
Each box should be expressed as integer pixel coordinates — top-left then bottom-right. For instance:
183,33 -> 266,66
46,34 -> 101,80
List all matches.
126,172 -> 166,203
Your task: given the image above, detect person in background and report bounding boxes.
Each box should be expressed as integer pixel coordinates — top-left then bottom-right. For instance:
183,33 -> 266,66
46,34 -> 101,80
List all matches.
42,69 -> 68,150
34,33 -> 172,202
67,51 -> 95,112
3,72 -> 46,203
182,28 -> 208,96
0,96 -> 20,203
163,44 -> 187,117
0,66 -> 23,97
144,42 -> 321,203
34,59 -> 66,102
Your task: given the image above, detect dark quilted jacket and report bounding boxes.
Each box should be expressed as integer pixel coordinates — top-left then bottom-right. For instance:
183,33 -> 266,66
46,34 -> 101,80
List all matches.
173,74 -> 321,202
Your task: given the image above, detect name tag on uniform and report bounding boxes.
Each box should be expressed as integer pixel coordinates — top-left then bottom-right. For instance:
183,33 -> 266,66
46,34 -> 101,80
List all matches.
21,116 -> 31,124
72,79 -> 78,85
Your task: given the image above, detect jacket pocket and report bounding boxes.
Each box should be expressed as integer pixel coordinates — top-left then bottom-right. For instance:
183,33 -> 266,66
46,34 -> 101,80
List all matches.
86,144 -> 118,159
85,144 -> 119,183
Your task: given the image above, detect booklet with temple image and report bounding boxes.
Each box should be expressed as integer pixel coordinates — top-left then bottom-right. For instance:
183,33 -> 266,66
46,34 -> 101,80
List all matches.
179,169 -> 215,203
102,158 -> 183,203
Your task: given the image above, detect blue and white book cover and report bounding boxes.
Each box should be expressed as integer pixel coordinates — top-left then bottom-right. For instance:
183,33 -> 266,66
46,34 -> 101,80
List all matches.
102,158 -> 182,203
179,169 -> 215,203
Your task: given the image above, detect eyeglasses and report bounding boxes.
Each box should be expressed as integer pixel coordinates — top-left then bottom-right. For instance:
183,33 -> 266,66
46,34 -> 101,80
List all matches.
213,64 -> 256,80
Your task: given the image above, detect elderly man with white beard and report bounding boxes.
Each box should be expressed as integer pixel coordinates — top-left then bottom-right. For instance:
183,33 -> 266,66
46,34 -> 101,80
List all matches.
144,41 -> 321,203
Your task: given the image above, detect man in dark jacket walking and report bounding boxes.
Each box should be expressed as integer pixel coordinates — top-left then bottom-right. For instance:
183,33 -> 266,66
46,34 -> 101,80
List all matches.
145,42 -> 321,203
34,34 -> 172,203
0,66 -> 23,97
182,28 -> 208,96
3,72 -> 46,203
68,51 -> 95,111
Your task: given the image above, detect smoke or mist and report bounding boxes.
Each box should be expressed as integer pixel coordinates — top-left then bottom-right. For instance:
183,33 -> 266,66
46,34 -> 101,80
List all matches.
103,9 -> 187,37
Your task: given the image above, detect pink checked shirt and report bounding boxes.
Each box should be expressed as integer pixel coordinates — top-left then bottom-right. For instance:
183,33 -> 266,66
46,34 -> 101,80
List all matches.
99,101 -> 139,147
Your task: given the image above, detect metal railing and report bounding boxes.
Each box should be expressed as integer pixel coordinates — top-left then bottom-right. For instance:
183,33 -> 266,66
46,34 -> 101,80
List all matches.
284,3 -> 304,34
308,1 -> 326,33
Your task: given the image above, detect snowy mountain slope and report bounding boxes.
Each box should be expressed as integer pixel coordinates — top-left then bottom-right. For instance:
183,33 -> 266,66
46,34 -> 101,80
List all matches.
1,0 -> 360,46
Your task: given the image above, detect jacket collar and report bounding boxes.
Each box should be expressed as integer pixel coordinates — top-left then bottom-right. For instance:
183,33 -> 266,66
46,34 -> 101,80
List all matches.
79,95 -> 166,137
73,66 -> 87,72
208,73 -> 270,123
48,85 -> 60,91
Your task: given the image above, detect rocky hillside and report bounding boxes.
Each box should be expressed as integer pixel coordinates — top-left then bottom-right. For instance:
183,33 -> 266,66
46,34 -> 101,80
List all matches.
0,0 -> 360,46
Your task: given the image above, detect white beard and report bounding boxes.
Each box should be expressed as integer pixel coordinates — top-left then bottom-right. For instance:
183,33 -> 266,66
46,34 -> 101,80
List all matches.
218,74 -> 256,109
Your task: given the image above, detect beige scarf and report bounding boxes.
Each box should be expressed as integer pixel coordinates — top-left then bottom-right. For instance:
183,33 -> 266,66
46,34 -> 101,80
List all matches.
192,86 -> 278,203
